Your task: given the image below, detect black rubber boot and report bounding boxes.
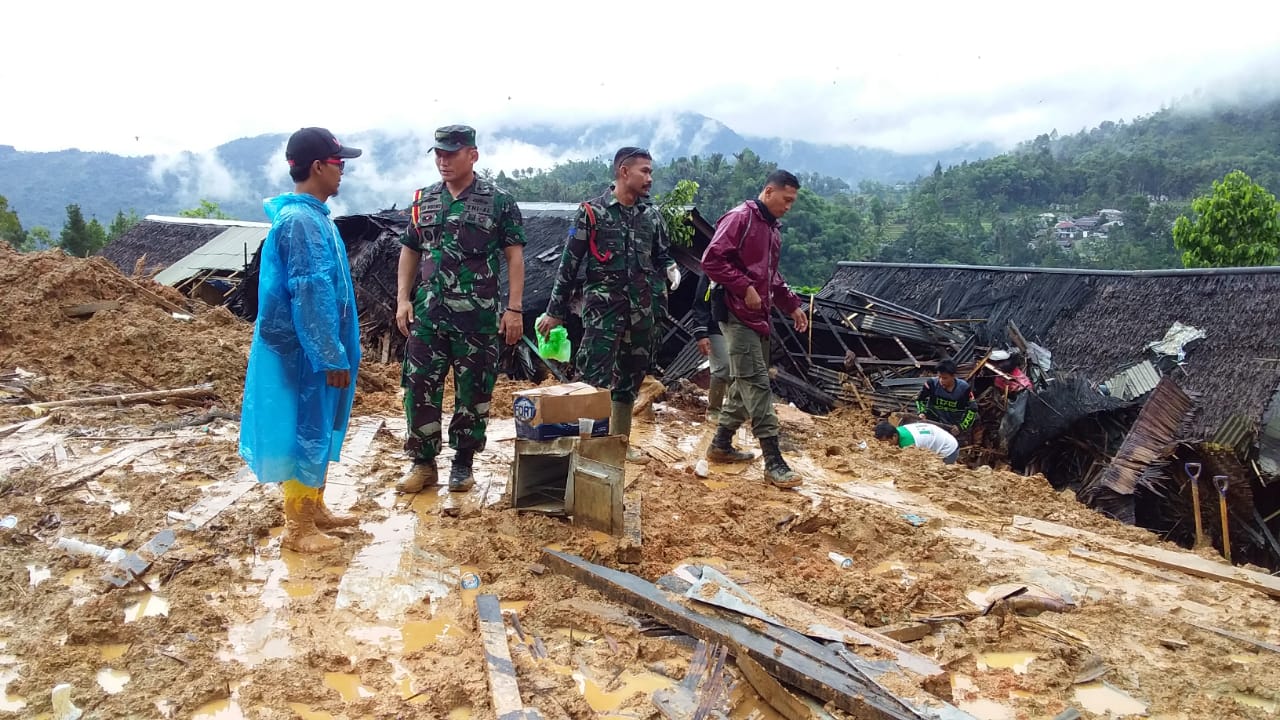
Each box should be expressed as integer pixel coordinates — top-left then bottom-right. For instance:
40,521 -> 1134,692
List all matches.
760,436 -> 801,488
707,377 -> 727,422
449,450 -> 475,492
706,425 -> 754,463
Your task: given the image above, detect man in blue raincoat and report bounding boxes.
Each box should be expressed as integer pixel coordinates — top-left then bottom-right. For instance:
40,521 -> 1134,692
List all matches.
239,127 -> 363,553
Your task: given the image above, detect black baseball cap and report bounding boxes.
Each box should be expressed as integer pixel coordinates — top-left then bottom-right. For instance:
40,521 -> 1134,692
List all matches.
286,127 -> 362,168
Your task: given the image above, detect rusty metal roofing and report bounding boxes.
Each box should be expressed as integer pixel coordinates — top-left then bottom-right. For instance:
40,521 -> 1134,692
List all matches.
1103,360 -> 1161,402
1090,377 -> 1194,498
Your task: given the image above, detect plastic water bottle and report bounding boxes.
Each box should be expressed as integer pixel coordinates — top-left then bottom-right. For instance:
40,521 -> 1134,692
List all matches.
828,551 -> 853,569
460,573 -> 481,590
0,515 -> 16,530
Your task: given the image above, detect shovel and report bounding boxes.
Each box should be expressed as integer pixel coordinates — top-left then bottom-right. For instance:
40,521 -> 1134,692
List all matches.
1212,474 -> 1231,564
1184,462 -> 1205,548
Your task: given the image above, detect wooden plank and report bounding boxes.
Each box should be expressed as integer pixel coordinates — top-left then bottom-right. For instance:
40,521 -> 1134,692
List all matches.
476,594 -> 542,720
48,440 -> 170,496
736,652 -> 817,720
1013,516 -> 1280,599
183,466 -> 258,531
1067,547 -> 1190,584
62,300 -> 122,318
619,492 -> 642,564
572,455 -> 623,536
1184,620 -> 1280,654
540,549 -> 927,720
762,596 -> 947,685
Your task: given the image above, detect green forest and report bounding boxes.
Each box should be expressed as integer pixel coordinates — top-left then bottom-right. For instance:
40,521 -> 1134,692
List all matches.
493,97 -> 1280,286
4,97 -> 1280,288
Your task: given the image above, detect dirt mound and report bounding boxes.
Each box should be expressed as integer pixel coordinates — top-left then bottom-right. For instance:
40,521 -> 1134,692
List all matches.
0,245 -> 252,411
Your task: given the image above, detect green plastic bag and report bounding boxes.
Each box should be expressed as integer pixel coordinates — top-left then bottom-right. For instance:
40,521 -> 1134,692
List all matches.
536,316 -> 571,362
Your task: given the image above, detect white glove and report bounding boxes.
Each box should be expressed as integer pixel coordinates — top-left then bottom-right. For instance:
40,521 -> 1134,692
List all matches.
666,264 -> 681,291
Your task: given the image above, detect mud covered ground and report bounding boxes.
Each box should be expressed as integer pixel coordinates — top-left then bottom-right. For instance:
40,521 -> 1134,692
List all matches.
2,246 -> 1279,719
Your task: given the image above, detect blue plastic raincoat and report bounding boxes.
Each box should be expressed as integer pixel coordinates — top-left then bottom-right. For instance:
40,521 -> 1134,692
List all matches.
239,193 -> 361,487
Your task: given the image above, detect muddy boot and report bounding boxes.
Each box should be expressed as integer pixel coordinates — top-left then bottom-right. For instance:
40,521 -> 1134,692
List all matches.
612,401 -> 650,464
313,482 -> 359,529
397,459 -> 439,494
707,377 -> 727,425
760,436 -> 802,489
449,450 -> 475,493
706,425 -> 754,463
281,480 -> 341,553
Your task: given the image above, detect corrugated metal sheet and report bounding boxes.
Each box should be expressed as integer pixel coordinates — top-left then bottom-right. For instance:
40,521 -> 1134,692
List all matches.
1103,360 -> 1161,402
154,225 -> 270,286
1213,414 -> 1255,458
1091,377 -> 1194,498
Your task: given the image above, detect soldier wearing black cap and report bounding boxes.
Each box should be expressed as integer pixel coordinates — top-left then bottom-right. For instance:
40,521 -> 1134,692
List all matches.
396,125 -> 526,494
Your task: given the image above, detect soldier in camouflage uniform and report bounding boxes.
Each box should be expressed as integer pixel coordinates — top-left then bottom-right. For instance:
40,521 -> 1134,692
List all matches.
395,125 -> 526,493
537,148 -> 681,462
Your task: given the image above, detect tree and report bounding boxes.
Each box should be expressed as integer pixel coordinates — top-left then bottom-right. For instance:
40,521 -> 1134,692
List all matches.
179,199 -> 233,219
58,204 -> 109,257
1173,170 -> 1280,268
0,194 -> 28,251
107,210 -> 142,243
28,226 -> 52,250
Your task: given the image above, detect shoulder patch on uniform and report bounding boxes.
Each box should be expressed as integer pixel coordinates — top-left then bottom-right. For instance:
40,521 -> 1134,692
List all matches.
567,226 -> 577,238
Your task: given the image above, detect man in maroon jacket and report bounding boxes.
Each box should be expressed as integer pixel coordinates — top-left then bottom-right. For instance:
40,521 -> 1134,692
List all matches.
700,170 -> 810,488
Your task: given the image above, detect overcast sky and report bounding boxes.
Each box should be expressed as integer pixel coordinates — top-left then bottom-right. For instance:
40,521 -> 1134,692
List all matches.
3,0 -> 1279,160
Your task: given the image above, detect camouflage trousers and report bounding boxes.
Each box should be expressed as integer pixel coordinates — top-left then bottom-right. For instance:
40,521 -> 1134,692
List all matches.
402,319 -> 499,461
578,300 -> 655,404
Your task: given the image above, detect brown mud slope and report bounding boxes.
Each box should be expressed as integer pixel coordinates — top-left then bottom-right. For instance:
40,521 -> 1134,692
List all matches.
0,244 -> 251,413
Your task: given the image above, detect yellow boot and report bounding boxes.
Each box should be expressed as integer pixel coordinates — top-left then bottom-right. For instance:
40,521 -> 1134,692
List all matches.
314,479 -> 359,529
281,480 -> 341,553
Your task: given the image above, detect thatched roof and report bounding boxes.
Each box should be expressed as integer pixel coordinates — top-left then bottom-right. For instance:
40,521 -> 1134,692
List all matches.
99,216 -> 258,277
822,262 -> 1280,436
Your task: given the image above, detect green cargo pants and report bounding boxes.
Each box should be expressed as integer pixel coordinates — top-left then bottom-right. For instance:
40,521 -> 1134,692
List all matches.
715,316 -> 779,440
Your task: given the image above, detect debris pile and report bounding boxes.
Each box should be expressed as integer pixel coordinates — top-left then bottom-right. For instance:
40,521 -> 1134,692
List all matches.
0,243 -> 252,414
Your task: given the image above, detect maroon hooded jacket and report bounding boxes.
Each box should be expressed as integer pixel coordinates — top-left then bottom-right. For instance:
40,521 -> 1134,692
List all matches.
700,200 -> 802,336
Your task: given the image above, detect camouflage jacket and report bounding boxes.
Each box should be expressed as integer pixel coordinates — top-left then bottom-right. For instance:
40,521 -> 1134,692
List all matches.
400,178 -> 525,332
545,189 -> 674,320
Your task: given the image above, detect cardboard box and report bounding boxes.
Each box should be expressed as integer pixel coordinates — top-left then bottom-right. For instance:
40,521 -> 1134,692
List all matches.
513,382 -> 611,441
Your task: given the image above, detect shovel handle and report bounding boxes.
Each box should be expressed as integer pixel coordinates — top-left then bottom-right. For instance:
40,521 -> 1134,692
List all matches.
1184,462 -> 1201,480
1212,475 -> 1229,496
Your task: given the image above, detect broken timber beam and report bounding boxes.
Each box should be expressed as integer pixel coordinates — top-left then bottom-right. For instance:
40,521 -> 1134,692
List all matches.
23,383 -> 216,412
61,300 -> 122,318
540,549 -> 932,720
476,594 -> 544,720
1013,516 -> 1280,599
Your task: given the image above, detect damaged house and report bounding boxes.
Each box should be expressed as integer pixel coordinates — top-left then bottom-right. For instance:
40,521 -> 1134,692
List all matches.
809,261 -> 1280,569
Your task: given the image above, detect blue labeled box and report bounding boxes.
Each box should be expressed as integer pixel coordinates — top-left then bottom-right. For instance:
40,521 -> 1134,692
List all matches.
513,382 -> 611,441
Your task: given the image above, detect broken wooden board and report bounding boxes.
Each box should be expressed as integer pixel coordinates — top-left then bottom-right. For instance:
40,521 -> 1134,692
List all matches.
477,594 -> 544,720
62,300 -> 122,318
541,549 -> 953,720
1183,620 -> 1280,654
1013,516 -> 1280,599
652,640 -> 731,720
183,466 -> 258,531
736,652 -> 819,720
324,416 -> 387,513
48,440 -> 171,496
761,596 -> 948,693
103,529 -> 177,588
1067,547 -> 1190,585
618,491 -> 643,564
